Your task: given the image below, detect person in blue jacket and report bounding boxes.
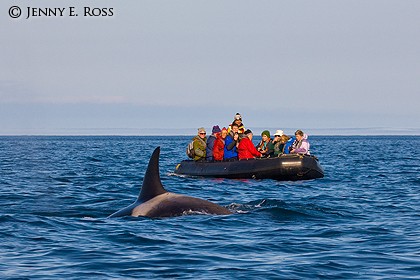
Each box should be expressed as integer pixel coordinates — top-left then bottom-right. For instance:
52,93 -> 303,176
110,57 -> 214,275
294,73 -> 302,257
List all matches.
206,125 -> 221,161
224,123 -> 239,160
283,135 -> 295,154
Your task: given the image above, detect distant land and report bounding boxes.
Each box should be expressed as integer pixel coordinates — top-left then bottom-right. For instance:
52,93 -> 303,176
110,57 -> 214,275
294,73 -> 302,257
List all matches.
1,127 -> 419,136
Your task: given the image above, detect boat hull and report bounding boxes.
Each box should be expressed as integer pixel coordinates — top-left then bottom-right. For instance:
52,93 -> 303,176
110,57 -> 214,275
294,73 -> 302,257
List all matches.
174,154 -> 324,181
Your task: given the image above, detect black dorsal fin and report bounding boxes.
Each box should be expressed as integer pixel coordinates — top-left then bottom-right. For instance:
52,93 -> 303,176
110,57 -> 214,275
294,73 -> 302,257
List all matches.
137,147 -> 167,202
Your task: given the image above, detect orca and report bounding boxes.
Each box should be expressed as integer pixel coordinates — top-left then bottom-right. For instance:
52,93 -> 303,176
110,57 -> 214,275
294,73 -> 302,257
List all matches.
108,147 -> 231,218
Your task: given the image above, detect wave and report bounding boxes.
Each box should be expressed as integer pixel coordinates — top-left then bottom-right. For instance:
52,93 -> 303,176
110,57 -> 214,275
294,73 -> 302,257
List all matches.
225,199 -> 343,220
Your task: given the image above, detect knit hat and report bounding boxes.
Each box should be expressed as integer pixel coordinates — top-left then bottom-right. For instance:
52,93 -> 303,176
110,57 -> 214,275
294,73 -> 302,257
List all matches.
221,127 -> 228,132
274,130 -> 284,136
234,113 -> 242,121
244,129 -> 252,135
198,127 -> 206,134
261,130 -> 270,138
212,125 -> 221,134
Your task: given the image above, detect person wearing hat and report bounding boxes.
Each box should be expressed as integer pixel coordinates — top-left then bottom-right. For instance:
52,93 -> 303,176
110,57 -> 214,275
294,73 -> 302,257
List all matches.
213,127 -> 228,161
227,113 -> 246,136
206,125 -> 221,161
237,129 -> 262,160
192,127 -> 207,161
270,130 -> 290,157
256,130 -> 273,157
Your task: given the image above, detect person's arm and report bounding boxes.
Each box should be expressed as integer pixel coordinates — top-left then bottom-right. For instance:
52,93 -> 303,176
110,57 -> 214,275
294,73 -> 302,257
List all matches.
226,136 -> 237,151
292,141 -> 309,154
260,142 -> 270,154
256,141 -> 262,151
248,140 -> 262,157
213,139 -> 222,159
194,140 -> 205,157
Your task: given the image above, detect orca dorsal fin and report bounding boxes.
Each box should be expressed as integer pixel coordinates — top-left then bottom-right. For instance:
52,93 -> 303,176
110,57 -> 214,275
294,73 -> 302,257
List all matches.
137,147 -> 167,202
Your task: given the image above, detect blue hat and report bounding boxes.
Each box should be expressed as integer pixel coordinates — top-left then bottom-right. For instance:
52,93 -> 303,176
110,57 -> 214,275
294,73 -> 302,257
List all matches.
212,125 -> 221,134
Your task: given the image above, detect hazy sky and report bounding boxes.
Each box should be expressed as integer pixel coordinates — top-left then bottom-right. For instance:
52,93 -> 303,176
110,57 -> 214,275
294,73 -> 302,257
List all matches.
1,1 -> 419,135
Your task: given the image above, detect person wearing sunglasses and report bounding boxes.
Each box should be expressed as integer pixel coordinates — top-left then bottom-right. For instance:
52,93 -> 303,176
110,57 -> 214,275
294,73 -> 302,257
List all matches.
192,127 -> 208,161
270,130 -> 290,157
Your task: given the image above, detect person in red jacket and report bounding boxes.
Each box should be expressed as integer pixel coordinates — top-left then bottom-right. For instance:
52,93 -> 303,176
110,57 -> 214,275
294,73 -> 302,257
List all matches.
213,128 -> 228,161
238,129 -> 262,160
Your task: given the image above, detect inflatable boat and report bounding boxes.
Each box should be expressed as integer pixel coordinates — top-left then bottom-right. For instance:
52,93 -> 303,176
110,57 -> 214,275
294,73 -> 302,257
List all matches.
174,154 -> 324,181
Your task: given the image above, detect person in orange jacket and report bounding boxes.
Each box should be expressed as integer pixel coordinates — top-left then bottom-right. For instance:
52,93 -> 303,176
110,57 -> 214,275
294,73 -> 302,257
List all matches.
238,129 -> 262,160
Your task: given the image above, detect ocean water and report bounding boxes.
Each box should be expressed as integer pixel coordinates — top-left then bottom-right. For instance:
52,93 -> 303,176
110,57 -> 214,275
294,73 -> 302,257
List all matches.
1,136 -> 419,279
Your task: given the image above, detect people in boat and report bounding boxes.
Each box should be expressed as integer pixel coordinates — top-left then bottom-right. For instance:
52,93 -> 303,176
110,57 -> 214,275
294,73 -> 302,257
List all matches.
227,113 -> 246,137
270,130 -> 290,157
206,125 -> 221,161
238,129 -> 262,160
192,127 -> 207,161
256,130 -> 273,157
213,127 -> 228,161
290,129 -> 310,155
224,123 -> 240,160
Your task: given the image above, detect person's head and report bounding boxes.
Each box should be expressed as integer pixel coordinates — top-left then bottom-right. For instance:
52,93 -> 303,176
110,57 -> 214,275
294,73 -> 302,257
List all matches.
233,113 -> 242,126
221,127 -> 228,139
261,130 -> 270,142
198,127 -> 206,139
244,129 -> 253,140
280,134 -> 290,143
295,130 -> 304,141
273,129 -> 284,142
231,123 -> 239,134
212,125 -> 221,135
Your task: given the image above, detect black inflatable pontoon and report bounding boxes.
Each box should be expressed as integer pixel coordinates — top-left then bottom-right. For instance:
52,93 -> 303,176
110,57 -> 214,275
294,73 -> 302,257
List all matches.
174,154 -> 324,181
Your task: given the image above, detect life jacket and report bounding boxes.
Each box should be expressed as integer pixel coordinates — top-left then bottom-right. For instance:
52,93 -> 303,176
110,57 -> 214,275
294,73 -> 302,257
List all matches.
227,123 -> 245,135
283,137 -> 294,154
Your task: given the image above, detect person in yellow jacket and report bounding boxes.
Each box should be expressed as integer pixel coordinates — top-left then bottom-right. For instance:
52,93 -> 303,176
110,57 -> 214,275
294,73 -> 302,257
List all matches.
227,113 -> 246,137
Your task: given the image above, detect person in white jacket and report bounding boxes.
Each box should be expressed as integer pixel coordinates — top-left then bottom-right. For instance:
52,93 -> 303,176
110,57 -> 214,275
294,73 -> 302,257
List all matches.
290,130 -> 310,155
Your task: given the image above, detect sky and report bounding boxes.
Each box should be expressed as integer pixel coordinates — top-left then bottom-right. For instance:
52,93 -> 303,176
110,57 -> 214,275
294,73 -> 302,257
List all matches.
1,0 -> 419,135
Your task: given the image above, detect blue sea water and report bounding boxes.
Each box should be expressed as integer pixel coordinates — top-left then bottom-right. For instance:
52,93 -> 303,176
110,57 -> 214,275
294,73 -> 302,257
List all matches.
1,136 -> 419,279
